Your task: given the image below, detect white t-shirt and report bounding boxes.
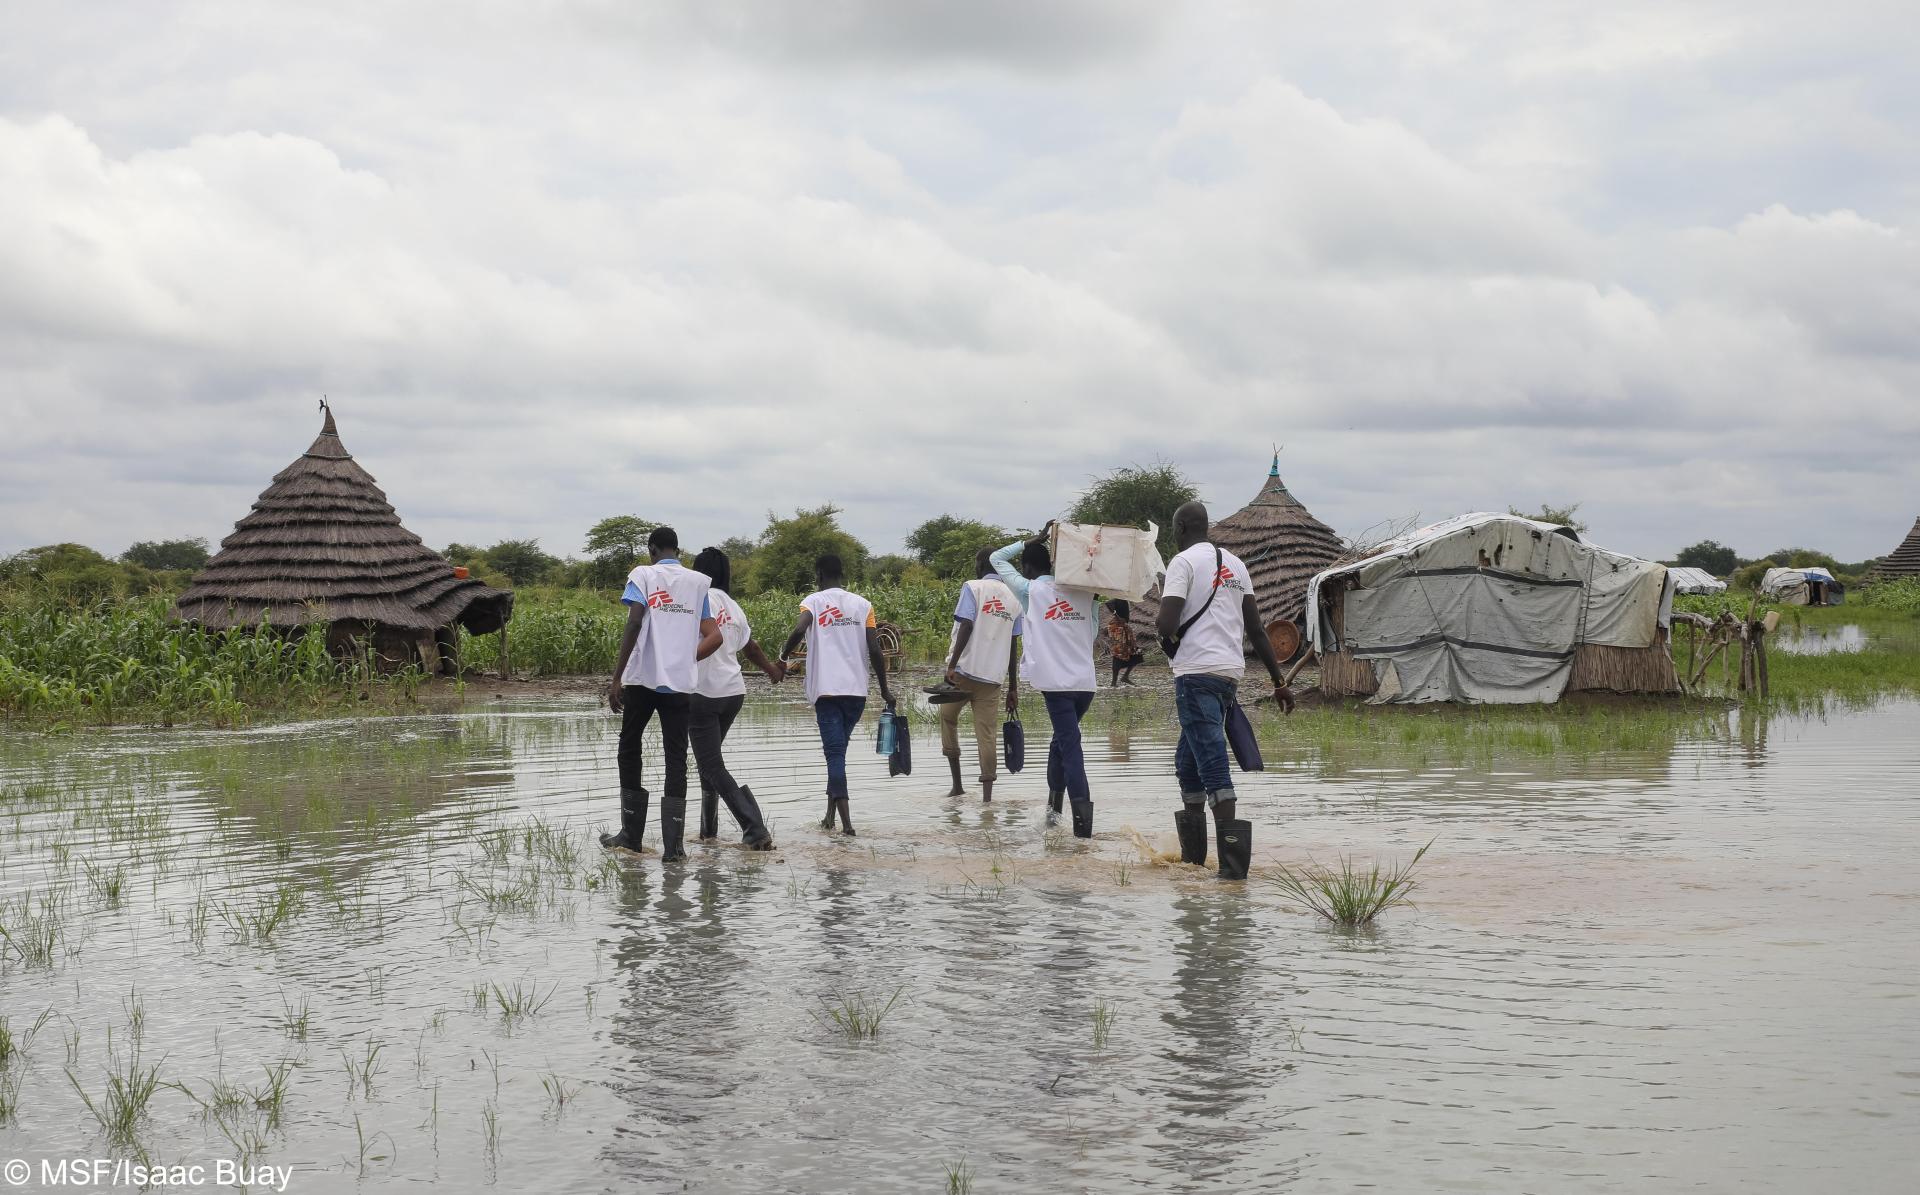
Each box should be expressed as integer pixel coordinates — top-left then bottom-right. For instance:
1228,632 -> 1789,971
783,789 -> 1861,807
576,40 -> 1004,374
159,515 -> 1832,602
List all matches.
695,588 -> 751,700
1161,542 -> 1254,680
800,587 -> 875,702
620,560 -> 712,693
1021,577 -> 1098,692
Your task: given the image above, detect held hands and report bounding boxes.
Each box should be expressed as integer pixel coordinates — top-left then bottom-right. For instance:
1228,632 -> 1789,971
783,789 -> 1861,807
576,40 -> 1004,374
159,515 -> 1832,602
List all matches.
765,659 -> 788,685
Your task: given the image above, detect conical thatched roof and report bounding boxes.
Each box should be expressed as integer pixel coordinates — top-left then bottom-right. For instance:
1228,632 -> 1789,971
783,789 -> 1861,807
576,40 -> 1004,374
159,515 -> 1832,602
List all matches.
174,408 -> 513,634
1209,456 -> 1345,627
1129,456 -> 1343,646
1865,515 -> 1920,584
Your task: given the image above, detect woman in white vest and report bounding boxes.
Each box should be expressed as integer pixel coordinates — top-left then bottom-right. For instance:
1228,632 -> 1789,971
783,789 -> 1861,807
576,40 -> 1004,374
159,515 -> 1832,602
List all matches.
689,547 -> 780,851
937,547 -> 1023,802
991,532 -> 1100,836
603,526 -> 721,863
778,553 -> 894,835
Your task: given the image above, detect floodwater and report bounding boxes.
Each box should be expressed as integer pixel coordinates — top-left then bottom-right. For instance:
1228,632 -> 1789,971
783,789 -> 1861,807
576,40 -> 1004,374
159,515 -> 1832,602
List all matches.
2,691 -> 1918,1193
1773,622 -> 1870,655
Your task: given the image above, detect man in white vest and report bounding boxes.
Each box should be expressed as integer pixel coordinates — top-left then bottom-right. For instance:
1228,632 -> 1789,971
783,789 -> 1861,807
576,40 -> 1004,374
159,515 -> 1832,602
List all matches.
1155,501 -> 1294,879
778,554 -> 894,835
991,529 -> 1099,836
939,547 -> 1024,802
603,526 -> 722,862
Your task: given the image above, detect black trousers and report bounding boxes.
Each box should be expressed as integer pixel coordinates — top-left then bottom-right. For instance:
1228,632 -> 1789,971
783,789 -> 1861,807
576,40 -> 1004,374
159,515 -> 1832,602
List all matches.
618,686 -> 691,802
690,692 -> 744,800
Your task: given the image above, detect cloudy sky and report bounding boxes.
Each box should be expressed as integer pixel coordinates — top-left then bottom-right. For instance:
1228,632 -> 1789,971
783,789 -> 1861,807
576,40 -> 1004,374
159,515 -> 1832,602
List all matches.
3,1 -> 1916,566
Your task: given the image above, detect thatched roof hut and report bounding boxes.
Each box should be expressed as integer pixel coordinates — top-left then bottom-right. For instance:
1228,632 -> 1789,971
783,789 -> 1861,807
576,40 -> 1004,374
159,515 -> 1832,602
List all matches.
174,407 -> 512,667
1864,516 -> 1920,585
1127,456 -> 1343,659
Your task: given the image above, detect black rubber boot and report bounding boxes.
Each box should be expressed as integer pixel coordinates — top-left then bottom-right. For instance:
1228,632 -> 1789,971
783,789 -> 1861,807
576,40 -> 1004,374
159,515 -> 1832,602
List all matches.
1174,806 -> 1209,865
820,795 -> 837,830
600,787 -> 649,852
1070,799 -> 1094,839
1215,818 -> 1252,881
835,797 -> 856,836
1048,790 -> 1064,825
698,785 -> 720,841
660,791 -> 688,862
725,784 -> 775,851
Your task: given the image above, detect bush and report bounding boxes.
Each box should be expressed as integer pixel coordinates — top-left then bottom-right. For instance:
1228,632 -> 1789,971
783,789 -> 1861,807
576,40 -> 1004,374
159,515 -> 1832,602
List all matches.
1862,577 -> 1920,614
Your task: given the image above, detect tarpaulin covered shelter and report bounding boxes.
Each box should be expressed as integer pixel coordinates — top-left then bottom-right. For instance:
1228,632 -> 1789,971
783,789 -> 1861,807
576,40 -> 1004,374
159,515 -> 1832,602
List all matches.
1667,567 -> 1727,595
174,406 -> 514,672
1758,566 -> 1844,607
1306,513 -> 1678,704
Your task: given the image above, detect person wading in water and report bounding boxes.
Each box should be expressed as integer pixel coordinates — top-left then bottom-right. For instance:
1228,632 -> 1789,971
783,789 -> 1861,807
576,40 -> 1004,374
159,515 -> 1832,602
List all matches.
1155,501 -> 1294,879
1104,599 -> 1144,687
604,526 -> 720,862
689,546 -> 780,851
991,527 -> 1100,836
938,547 -> 1023,802
779,554 -> 894,835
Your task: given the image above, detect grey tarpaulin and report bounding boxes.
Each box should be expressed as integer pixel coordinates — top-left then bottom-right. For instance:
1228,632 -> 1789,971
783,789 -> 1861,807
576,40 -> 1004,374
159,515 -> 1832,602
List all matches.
1306,513 -> 1675,705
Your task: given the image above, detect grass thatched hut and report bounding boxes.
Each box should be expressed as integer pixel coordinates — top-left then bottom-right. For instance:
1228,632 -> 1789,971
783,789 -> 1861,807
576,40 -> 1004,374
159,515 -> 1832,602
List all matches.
174,407 -> 513,672
1129,456 -> 1343,660
1864,516 -> 1920,585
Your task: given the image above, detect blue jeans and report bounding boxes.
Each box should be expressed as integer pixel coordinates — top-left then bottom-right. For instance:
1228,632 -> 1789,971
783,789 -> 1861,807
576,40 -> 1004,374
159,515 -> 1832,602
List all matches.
1043,690 -> 1094,804
1174,674 -> 1237,803
813,696 -> 867,799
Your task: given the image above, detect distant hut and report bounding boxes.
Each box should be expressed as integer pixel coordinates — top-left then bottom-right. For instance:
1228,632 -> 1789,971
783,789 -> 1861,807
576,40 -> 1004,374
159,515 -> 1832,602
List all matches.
1131,455 -> 1343,661
174,406 -> 513,672
1864,516 -> 1920,586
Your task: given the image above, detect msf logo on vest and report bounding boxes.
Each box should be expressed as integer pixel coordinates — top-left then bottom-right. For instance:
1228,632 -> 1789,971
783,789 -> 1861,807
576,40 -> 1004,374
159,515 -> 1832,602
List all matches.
980,596 -> 1013,620
817,605 -> 857,628
1042,599 -> 1084,622
647,589 -> 695,615
1212,566 -> 1243,592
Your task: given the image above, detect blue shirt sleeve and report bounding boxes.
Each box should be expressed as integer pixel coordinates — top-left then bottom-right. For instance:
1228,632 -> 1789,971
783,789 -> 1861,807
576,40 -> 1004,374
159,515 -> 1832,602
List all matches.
954,583 -> 976,622
1013,615 -> 1025,637
989,540 -> 1031,611
701,594 -> 711,619
621,580 -> 645,606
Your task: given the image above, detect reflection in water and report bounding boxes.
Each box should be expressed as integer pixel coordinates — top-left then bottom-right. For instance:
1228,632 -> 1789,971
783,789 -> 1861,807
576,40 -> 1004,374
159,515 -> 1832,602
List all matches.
0,696 -> 1915,1191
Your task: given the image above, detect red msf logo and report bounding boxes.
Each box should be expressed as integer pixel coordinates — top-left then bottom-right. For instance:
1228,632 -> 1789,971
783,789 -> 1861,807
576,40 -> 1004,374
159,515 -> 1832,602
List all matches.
647,589 -> 672,608
715,608 -> 734,627
817,606 -> 842,626
1213,567 -> 1234,588
1043,599 -> 1075,621
981,597 -> 1007,616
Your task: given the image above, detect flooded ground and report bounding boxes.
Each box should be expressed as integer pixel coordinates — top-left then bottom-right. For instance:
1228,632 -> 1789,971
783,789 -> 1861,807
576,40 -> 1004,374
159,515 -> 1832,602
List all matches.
2,689 -> 1917,1192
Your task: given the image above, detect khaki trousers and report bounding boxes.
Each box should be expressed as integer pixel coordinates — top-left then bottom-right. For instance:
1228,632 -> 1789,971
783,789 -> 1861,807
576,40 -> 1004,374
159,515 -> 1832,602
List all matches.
938,675 -> 1001,782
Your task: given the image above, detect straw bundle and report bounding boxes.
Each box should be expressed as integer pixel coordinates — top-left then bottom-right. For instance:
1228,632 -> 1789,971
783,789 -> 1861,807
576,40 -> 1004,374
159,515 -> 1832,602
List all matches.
174,409 -> 513,636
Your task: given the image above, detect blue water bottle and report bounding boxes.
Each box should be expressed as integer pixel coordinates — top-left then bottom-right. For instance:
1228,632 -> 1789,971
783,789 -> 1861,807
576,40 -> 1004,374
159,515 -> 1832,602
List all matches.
876,706 -> 898,755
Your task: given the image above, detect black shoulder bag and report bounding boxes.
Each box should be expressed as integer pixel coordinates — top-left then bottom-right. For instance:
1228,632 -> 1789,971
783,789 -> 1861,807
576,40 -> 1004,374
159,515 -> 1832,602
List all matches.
1159,545 -> 1223,661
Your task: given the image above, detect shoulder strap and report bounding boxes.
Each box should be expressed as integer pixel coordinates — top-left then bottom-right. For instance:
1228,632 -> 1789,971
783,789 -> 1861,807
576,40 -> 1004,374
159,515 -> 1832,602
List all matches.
1175,545 -> 1224,640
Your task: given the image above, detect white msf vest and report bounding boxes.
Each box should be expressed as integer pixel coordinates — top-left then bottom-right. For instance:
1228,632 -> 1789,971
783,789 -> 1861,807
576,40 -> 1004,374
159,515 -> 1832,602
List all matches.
695,588 -> 751,700
1020,577 -> 1098,692
621,561 -> 711,693
801,588 -> 872,702
950,577 -> 1021,683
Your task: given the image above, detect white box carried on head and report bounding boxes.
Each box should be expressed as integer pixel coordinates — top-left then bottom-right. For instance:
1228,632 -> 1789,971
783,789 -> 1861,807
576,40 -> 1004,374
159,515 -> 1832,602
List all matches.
1048,522 -> 1165,600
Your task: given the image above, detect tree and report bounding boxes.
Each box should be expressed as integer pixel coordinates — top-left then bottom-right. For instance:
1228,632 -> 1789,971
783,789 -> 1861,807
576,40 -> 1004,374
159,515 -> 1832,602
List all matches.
482,539 -> 561,586
1507,502 -> 1589,534
121,537 -> 211,572
443,543 -> 483,566
922,520 -> 1011,579
867,553 -> 915,585
582,515 -> 655,588
748,504 -> 868,595
1068,462 -> 1200,560
1674,540 -> 1739,576
1,543 -> 148,600
905,515 -> 967,565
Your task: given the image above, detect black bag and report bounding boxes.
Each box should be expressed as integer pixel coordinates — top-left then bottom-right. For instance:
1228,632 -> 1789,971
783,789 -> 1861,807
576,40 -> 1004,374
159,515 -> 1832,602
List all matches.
1002,714 -> 1025,774
1159,545 -> 1225,661
1225,702 -> 1264,772
888,711 -> 912,776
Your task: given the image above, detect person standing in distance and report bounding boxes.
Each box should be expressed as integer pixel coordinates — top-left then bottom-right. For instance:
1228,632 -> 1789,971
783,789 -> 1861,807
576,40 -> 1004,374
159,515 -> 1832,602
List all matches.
779,554 -> 894,835
1154,501 -> 1294,878
939,547 -> 1023,802
689,546 -> 780,851
604,526 -> 720,862
991,528 -> 1100,836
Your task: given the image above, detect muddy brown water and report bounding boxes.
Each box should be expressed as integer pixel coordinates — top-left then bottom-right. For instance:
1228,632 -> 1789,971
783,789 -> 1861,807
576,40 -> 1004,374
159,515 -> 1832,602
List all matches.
1,691 -> 1916,1192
